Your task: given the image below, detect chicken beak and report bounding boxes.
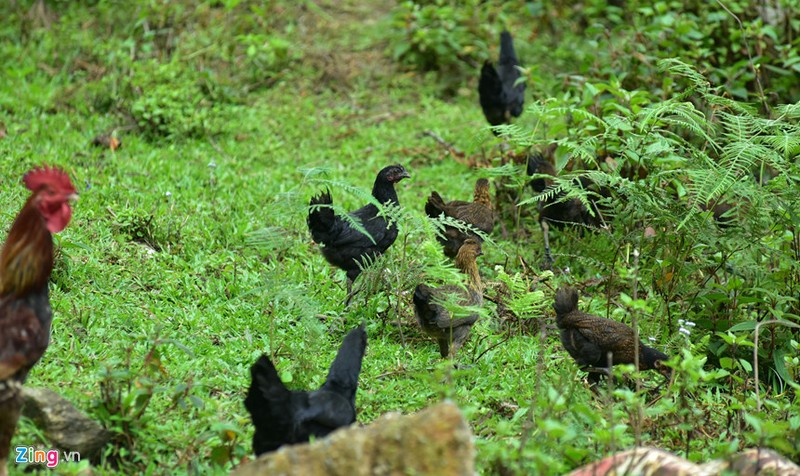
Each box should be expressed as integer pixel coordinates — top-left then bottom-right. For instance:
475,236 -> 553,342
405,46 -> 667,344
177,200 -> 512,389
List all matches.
400,170 -> 411,179
68,193 -> 80,202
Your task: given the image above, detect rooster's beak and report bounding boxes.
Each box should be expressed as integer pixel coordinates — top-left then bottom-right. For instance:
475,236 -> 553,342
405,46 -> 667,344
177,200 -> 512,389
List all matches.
68,193 -> 80,202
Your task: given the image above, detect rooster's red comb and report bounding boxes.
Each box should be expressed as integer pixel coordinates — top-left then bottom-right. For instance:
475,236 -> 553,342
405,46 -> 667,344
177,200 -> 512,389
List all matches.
23,165 -> 77,194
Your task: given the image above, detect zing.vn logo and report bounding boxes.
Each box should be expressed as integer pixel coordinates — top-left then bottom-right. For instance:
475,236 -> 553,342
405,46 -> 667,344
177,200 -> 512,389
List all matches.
15,446 -> 81,468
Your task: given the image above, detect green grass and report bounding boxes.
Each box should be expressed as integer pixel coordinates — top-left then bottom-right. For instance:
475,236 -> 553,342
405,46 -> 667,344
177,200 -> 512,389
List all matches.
1,1 -> 798,475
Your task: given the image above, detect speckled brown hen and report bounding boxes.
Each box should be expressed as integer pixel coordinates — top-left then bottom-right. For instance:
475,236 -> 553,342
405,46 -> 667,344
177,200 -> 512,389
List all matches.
1,166 -> 77,476
425,178 -> 494,259
413,239 -> 483,358
554,286 -> 669,385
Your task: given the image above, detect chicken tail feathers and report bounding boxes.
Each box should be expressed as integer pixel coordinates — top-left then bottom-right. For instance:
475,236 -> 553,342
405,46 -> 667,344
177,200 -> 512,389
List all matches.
478,62 -> 502,100
244,354 -> 291,416
499,31 -> 518,66
424,191 -> 447,219
320,324 -> 367,400
413,284 -> 439,327
307,189 -> 335,244
553,286 -> 579,321
413,283 -> 434,308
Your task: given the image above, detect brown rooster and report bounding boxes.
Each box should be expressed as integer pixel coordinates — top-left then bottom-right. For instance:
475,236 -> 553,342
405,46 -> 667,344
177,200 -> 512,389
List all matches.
554,286 -> 669,386
413,238 -> 483,358
425,178 -> 494,258
0,166 -> 77,476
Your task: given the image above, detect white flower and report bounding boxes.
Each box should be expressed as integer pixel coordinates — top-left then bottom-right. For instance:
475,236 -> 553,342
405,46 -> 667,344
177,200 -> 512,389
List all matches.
165,191 -> 172,197
648,336 -> 656,343
679,327 -> 691,336
208,161 -> 217,168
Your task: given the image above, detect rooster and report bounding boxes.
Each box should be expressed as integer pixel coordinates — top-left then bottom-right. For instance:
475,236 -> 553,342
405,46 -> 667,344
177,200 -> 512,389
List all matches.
307,165 -> 410,303
245,324 -> 368,455
0,166 -> 77,476
413,238 -> 483,359
425,178 -> 494,259
478,30 -> 525,133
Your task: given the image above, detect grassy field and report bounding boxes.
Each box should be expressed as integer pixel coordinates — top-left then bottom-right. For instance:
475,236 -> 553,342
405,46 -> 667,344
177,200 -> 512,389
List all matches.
1,1 -> 799,475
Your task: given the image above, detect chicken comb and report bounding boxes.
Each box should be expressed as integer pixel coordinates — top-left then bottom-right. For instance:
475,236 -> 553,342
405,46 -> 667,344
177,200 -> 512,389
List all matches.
23,165 -> 76,194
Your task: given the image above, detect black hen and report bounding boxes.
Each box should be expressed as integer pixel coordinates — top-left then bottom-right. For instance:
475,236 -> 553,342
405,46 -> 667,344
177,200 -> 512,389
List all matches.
244,324 -> 368,456
479,31 -> 525,132
308,165 -> 410,296
554,287 -> 669,385
413,239 -> 483,358
527,153 -> 608,265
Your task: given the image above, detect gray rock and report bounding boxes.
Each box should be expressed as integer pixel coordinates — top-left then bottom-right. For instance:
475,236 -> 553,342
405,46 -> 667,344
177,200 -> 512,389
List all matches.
232,401 -> 475,476
21,387 -> 110,461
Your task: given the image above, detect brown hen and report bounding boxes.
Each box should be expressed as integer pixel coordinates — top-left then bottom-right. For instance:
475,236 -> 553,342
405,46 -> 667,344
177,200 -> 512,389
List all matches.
425,178 -> 494,258
554,286 -> 669,385
413,239 -> 483,358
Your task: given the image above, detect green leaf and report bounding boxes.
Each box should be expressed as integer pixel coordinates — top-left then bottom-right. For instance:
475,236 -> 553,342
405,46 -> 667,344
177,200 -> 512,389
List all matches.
728,321 -> 757,332
738,359 -> 753,373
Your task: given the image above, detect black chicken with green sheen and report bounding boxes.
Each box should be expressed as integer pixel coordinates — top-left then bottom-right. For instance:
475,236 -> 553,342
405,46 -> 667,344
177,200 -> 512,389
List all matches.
307,165 -> 410,291
244,324 -> 368,456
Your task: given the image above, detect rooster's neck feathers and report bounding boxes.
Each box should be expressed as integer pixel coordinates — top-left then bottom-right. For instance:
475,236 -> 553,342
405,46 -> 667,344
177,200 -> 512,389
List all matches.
0,195 -> 55,297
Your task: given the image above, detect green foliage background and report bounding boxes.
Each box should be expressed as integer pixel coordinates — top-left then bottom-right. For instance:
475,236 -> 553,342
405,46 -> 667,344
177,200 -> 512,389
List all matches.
0,0 -> 798,474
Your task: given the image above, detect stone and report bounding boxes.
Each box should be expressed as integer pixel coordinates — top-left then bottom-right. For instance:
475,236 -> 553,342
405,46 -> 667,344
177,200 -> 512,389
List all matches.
21,387 -> 110,461
232,401 -> 475,476
566,446 -> 800,476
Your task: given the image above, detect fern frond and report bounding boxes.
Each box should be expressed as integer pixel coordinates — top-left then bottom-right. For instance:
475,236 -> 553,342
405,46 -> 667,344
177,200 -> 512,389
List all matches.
657,58 -> 711,93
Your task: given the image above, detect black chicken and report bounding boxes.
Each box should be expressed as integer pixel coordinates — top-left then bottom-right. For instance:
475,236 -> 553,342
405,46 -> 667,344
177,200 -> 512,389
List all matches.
554,286 -> 669,385
478,31 -> 525,132
413,238 -> 483,358
527,153 -> 607,265
425,178 -> 495,258
244,324 -> 368,456
307,165 -> 410,300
